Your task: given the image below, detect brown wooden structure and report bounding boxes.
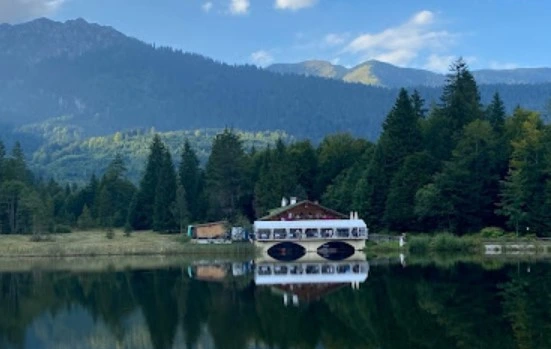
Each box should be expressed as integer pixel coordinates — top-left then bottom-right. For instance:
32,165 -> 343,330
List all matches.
187,221 -> 228,239
260,200 -> 347,221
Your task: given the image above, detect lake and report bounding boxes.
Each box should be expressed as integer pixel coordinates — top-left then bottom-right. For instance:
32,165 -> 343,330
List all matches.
0,254 -> 548,349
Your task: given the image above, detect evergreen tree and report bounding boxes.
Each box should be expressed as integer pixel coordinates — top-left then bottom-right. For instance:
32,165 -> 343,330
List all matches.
4,142 -> 30,183
0,140 -> 5,183
172,183 -> 189,234
97,156 -> 136,228
77,204 -> 95,230
178,140 -> 203,222
132,135 -> 166,229
425,58 -> 483,162
384,152 -> 438,231
498,109 -> 548,234
288,140 -> 318,200
411,89 -> 427,119
425,120 -> 500,233
316,133 -> 368,199
205,129 -> 247,221
153,149 -> 177,232
359,89 -> 422,230
486,92 -> 506,133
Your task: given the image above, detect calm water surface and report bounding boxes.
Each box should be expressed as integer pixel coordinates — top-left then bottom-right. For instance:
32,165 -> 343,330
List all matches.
0,256 -> 548,349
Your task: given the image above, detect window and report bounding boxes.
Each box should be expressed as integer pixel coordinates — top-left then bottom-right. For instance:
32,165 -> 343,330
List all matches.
257,229 -> 271,239
306,265 -> 320,274
305,228 -> 318,238
273,229 -> 286,239
321,228 -> 334,237
336,228 -> 350,237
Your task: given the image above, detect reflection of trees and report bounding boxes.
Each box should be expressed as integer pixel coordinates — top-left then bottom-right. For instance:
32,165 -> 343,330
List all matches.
500,264 -> 551,349
2,263 -> 551,348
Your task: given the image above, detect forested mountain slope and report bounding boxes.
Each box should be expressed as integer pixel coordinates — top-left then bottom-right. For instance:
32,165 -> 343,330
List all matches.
0,18 -> 550,144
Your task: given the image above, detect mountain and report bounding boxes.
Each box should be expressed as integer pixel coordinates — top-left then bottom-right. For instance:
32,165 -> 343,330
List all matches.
0,17 -> 550,148
267,60 -> 551,87
268,60 -> 444,87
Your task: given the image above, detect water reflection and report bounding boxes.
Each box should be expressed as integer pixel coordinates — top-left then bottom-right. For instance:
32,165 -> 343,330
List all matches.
1,256 -> 551,348
254,255 -> 369,306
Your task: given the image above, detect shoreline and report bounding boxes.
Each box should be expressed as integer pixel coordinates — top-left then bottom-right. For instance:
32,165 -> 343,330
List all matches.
0,230 -> 255,258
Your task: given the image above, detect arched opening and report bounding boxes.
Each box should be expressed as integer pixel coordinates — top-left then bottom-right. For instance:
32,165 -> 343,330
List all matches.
317,241 -> 355,260
267,242 -> 306,261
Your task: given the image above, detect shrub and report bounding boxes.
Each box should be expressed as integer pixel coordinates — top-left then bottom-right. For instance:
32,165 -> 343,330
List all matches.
430,233 -> 478,253
408,235 -> 431,254
480,226 -> 505,238
105,228 -> 115,239
124,223 -> 133,237
55,225 -> 72,234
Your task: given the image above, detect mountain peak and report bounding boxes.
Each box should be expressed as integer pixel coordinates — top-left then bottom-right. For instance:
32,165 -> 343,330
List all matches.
0,17 -> 130,64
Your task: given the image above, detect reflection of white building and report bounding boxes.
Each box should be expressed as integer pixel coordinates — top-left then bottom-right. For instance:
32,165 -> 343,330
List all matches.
254,260 -> 369,306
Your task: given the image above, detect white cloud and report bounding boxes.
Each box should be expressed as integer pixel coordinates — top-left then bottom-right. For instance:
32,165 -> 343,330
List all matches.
250,50 -> 274,67
275,0 -> 318,11
424,54 -> 455,72
0,0 -> 66,23
202,2 -> 213,13
330,57 -> 341,65
324,33 -> 348,47
230,0 -> 250,15
489,61 -> 518,70
344,10 -> 454,66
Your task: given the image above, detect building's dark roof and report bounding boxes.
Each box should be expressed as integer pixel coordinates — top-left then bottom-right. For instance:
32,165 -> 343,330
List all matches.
260,200 -> 348,221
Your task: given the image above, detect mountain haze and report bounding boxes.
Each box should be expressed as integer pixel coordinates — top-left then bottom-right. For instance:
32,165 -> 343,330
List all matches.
268,60 -> 551,87
0,17 -> 550,145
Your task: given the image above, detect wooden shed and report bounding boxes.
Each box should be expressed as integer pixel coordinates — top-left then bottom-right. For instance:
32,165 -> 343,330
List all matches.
187,221 -> 228,239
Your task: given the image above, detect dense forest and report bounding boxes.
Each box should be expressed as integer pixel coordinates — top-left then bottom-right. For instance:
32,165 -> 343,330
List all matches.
2,18 -> 551,144
0,59 -> 550,236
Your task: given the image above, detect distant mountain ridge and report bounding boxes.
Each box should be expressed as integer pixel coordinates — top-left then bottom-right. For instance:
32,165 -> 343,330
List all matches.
267,60 -> 551,87
0,17 -> 550,147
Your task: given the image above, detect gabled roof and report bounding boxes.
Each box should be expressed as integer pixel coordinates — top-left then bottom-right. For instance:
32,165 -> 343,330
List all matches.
259,200 -> 348,221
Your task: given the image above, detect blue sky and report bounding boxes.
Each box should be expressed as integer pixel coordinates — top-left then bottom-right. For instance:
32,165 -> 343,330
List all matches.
1,0 -> 550,72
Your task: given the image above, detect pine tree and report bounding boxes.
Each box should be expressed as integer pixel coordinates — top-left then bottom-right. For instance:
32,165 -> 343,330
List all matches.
77,204 -> 95,230
172,183 -> 189,234
153,149 -> 177,232
132,135 -> 166,229
427,120 -> 500,233
425,58 -> 483,162
205,129 -> 247,221
358,89 -> 421,230
0,140 -> 5,183
384,152 -> 438,231
178,140 -> 203,222
287,140 -> 318,200
486,92 -> 506,133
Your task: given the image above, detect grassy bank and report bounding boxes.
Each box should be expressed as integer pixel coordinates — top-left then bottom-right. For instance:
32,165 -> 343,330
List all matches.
365,232 -> 551,256
0,230 -> 256,258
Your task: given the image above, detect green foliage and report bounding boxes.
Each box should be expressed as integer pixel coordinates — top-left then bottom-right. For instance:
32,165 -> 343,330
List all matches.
408,234 -> 479,254
105,227 -> 115,239
205,129 -> 247,221
480,226 -> 505,238
54,224 -> 72,234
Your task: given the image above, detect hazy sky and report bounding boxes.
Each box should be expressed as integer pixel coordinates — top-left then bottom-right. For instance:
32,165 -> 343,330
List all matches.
1,0 -> 549,71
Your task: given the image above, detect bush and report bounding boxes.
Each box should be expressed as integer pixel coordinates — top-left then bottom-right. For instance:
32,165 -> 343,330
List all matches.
124,223 -> 133,237
105,228 -> 115,239
54,225 -> 72,234
480,226 -> 505,238
408,235 -> 431,254
430,233 -> 478,253
408,233 -> 479,254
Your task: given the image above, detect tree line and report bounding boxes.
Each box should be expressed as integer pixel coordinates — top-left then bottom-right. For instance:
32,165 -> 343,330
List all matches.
0,59 -> 549,236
